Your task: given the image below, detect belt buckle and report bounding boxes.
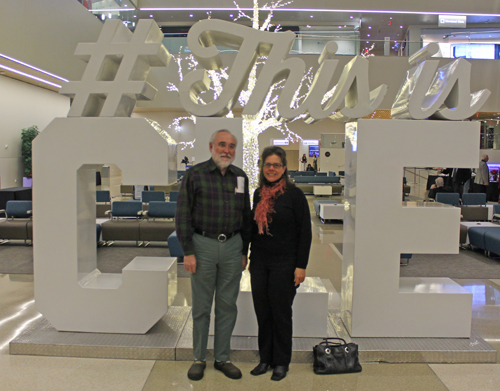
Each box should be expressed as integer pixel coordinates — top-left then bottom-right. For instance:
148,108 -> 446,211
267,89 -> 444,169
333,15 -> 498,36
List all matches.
217,233 -> 227,243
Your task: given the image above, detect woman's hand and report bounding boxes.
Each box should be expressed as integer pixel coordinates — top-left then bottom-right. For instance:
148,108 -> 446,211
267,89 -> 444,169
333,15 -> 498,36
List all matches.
294,268 -> 306,286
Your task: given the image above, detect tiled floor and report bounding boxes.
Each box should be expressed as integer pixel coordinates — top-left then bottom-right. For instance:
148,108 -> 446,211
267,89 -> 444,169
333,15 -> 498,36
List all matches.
1,196 -> 500,390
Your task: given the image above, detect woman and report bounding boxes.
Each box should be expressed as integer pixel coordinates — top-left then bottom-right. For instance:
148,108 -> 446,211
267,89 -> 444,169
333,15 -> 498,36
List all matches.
249,146 -> 312,381
306,163 -> 314,171
300,153 -> 307,171
313,153 -> 318,171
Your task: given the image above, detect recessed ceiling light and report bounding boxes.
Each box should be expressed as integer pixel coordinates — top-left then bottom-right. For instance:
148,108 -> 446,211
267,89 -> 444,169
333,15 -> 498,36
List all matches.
390,17 -> 393,19
367,34 -> 370,37
339,26 -> 342,28
400,25 -> 403,28
150,14 -> 154,17
229,14 -> 233,17
307,25 -> 311,28
124,4 -> 128,7
189,14 -> 193,17
133,15 -> 136,18
310,15 -> 314,18
366,41 -> 369,43
350,16 -> 353,19
368,26 -> 372,29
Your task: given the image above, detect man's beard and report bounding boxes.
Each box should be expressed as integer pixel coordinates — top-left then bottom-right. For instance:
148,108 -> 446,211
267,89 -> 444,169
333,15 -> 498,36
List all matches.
212,152 -> 234,170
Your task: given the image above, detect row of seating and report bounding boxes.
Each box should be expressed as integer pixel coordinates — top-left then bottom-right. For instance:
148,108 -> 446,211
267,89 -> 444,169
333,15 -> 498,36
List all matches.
436,193 -> 489,221
97,190 -> 179,217
468,226 -> 500,256
101,201 -> 177,246
0,201 -> 33,244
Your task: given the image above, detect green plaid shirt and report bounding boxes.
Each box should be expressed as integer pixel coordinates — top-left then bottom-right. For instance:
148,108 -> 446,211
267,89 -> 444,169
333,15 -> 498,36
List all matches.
175,159 -> 251,256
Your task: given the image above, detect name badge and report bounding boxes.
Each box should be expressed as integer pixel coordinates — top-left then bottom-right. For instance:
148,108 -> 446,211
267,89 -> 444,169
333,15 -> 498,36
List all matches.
236,176 -> 245,193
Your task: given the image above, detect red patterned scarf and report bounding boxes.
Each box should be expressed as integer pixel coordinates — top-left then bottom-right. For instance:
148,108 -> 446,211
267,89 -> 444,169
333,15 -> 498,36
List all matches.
254,178 -> 286,235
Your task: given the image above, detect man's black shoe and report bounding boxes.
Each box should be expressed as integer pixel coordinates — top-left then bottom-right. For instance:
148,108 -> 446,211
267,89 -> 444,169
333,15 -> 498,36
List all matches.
214,361 -> 242,379
250,363 -> 270,376
187,361 -> 206,381
271,365 -> 288,381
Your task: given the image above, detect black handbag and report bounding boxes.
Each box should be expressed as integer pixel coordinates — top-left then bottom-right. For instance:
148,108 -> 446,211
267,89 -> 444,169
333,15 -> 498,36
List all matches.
313,337 -> 362,374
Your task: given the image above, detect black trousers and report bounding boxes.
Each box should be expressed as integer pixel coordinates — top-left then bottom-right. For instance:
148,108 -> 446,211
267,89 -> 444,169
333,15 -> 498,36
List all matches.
250,261 -> 297,366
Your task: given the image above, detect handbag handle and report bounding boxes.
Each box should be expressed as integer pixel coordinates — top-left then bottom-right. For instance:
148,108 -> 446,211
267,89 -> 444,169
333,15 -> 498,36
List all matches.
319,337 -> 347,346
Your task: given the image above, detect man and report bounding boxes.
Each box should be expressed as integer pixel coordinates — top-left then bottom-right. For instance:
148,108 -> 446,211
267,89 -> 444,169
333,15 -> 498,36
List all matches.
440,167 -> 472,198
428,176 -> 452,200
475,154 -> 490,194
175,129 -> 251,381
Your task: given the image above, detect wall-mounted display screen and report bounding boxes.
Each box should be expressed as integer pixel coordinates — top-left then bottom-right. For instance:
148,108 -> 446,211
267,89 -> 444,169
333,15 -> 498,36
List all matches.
452,44 -> 496,60
309,145 -> 319,157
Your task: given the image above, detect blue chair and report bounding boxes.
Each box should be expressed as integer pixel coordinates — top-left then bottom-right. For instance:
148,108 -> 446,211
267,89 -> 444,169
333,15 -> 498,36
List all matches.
169,191 -> 180,202
339,171 -> 345,176
140,202 -> 177,244
142,190 -> 165,203
316,172 -> 327,177
492,205 -> 500,223
101,201 -> 143,245
168,231 -> 184,260
96,190 -> 111,203
144,201 -> 177,219
0,201 -> 33,244
436,193 -> 460,206
400,253 -> 412,266
461,193 -> 487,221
328,171 -> 336,177
462,193 -> 486,206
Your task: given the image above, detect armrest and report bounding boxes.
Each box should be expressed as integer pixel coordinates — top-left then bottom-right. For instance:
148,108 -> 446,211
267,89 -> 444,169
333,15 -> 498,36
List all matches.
105,210 -> 112,218
0,209 -> 6,218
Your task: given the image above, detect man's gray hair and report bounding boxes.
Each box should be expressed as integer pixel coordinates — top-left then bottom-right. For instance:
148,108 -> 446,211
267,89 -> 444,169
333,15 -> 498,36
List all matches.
209,129 -> 238,145
435,177 -> 444,187
482,153 -> 488,160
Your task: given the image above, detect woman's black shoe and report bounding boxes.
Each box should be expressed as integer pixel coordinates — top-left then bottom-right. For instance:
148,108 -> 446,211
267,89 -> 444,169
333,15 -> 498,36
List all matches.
271,365 -> 288,381
250,363 -> 270,376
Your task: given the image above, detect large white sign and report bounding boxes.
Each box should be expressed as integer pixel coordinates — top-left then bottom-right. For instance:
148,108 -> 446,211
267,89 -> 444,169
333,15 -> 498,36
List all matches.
342,119 -> 475,337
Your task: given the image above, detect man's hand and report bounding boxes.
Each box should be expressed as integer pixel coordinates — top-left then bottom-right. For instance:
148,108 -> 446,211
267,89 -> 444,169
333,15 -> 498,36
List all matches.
294,268 -> 306,286
184,254 -> 197,273
242,255 -> 248,271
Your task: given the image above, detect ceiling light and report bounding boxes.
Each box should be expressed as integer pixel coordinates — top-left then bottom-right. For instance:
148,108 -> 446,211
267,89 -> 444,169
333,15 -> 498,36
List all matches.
101,14 -> 105,20
350,16 -> 353,19
339,26 -> 342,28
390,17 -> 393,19
367,34 -> 370,37
366,41 -> 369,43
150,14 -> 154,17
189,14 -> 193,17
133,15 -> 136,17
137,7 -> 500,18
0,53 -> 68,82
229,14 -> 233,17
310,15 -> 314,18
307,25 -> 311,28
400,25 -> 403,28
368,26 -> 372,29
0,64 -> 62,89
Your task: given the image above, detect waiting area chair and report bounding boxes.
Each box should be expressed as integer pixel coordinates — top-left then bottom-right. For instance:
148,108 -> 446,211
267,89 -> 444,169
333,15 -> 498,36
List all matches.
169,191 -> 180,202
0,200 -> 33,245
101,201 -> 143,246
96,190 -> 111,217
435,192 -> 460,206
139,201 -> 177,245
141,190 -> 166,208
461,193 -> 488,221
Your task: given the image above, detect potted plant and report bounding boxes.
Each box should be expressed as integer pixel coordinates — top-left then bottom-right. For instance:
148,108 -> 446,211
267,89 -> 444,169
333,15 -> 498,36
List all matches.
21,125 -> 39,187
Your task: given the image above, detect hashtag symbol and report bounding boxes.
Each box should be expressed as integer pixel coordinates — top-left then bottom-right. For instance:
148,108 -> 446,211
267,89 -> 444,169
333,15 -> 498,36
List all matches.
60,19 -> 171,117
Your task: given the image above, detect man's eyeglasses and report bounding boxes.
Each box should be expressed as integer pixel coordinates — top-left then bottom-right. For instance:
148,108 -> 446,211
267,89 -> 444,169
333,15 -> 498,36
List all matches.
263,163 -> 283,169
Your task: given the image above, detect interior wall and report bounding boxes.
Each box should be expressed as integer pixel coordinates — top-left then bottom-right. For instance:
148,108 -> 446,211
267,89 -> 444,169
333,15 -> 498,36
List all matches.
0,76 -> 70,188
0,0 -> 102,81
